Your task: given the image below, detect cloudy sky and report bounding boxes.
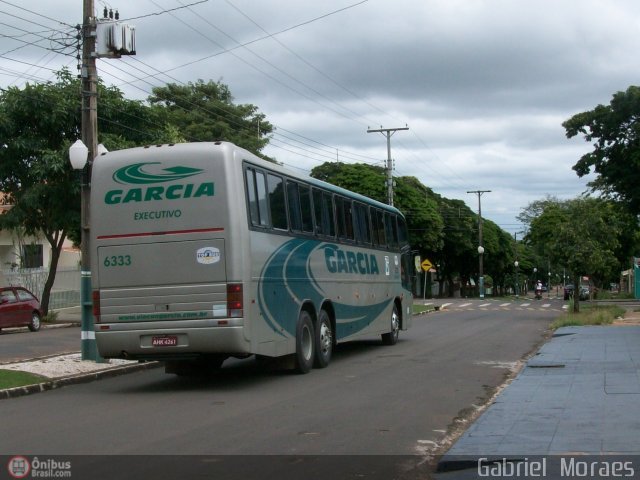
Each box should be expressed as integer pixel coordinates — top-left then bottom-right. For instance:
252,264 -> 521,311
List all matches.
2,0 -> 639,235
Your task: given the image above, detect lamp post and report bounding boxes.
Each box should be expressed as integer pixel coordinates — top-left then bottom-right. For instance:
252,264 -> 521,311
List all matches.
478,245 -> 485,299
514,260 -> 519,298
69,139 -> 100,361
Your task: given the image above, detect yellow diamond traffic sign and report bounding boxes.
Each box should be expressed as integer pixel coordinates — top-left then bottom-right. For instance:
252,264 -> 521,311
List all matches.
421,258 -> 433,272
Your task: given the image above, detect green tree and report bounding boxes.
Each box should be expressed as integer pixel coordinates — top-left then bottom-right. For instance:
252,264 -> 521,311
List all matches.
527,197 -> 622,312
433,198 -> 476,297
563,86 -> 640,215
0,71 -> 83,314
148,80 -> 273,155
0,70 -> 172,314
482,221 -> 516,296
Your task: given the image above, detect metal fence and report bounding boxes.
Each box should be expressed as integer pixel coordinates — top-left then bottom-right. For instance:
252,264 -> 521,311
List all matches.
2,267 -> 81,309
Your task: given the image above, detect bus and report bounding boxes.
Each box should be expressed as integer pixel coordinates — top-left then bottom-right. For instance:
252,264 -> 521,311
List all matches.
91,141 -> 413,374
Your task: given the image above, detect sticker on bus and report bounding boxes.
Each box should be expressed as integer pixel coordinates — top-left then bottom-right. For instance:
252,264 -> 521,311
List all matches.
196,247 -> 221,264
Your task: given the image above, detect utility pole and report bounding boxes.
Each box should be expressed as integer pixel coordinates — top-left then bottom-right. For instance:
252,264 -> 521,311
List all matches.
74,3 -> 135,361
367,126 -> 408,206
79,0 -> 98,360
467,190 -> 491,299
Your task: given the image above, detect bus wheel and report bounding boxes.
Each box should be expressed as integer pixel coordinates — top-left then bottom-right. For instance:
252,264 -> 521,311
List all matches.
314,310 -> 333,368
294,311 -> 315,374
381,304 -> 400,346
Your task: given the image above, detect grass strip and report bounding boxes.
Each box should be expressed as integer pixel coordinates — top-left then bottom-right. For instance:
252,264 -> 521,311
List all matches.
0,369 -> 47,389
551,304 -> 626,329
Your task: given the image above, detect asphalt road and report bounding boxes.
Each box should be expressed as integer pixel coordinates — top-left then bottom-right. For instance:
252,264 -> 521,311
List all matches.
0,300 -> 561,478
0,325 -> 81,363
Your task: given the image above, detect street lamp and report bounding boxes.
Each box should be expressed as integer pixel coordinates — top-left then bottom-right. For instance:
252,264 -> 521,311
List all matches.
69,139 -> 88,169
69,139 -> 100,361
478,245 -> 485,299
514,260 -> 519,298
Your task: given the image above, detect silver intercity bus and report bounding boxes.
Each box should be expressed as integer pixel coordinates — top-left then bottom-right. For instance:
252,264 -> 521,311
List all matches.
91,142 -> 413,374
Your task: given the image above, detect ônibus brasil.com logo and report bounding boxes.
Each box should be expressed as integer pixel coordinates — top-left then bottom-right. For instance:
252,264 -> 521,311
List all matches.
7,456 -> 72,478
7,456 -> 30,479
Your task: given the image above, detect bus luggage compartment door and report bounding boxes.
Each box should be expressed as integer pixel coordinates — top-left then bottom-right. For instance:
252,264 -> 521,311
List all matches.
97,239 -> 227,323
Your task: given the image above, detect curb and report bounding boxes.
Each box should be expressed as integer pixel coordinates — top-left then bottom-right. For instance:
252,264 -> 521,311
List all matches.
0,361 -> 161,400
1,323 -> 79,334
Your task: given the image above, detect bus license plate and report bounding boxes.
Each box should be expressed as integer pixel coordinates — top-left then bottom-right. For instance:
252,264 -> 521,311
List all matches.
152,336 -> 178,347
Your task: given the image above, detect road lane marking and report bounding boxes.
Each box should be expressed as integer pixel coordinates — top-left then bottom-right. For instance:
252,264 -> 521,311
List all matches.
499,303 -> 511,307
475,360 -> 520,371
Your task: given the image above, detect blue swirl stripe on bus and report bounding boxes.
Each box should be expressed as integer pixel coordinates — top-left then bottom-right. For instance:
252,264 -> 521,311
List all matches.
257,238 -> 392,340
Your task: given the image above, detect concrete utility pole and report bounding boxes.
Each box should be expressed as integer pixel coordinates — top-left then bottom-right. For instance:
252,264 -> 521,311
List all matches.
367,126 -> 408,206
80,0 -> 99,360
467,190 -> 491,299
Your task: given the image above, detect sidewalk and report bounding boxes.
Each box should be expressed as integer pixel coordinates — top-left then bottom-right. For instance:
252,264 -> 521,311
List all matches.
438,325 -> 640,469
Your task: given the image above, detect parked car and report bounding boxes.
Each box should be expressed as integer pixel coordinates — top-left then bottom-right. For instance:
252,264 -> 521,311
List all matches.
0,286 -> 43,332
579,285 -> 592,300
563,284 -> 592,301
563,284 -> 574,300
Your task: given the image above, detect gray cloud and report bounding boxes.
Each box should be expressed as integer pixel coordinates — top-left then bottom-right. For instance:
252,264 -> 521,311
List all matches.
2,0 -> 637,232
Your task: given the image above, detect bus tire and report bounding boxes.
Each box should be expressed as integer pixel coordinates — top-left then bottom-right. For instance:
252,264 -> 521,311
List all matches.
381,304 -> 400,346
314,309 -> 333,368
294,310 -> 315,374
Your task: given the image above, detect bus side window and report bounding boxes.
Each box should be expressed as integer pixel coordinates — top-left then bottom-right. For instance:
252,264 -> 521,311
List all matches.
397,215 -> 409,247
336,196 -> 354,241
324,193 -> 336,237
299,184 -> 313,233
312,189 -> 335,237
245,168 -> 268,227
373,209 -> 386,247
267,174 -> 288,230
385,213 -> 399,249
353,202 -> 371,245
287,181 -> 302,232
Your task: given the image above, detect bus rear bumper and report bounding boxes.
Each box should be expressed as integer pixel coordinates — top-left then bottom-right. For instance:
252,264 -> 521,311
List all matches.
95,323 -> 250,361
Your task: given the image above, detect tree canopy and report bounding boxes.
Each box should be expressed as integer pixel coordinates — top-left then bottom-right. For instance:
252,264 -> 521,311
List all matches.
525,197 -> 626,311
148,79 -> 273,156
563,85 -> 640,215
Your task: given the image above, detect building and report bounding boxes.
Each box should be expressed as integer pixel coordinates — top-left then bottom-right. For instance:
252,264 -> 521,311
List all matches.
0,193 -> 80,306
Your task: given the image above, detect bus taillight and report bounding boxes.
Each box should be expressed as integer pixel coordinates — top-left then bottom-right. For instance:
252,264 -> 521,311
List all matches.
92,290 -> 101,323
227,283 -> 243,318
